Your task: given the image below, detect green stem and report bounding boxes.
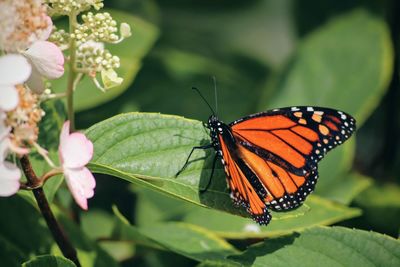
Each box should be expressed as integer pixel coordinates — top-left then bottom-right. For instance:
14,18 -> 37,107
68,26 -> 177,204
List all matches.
67,13 -> 77,132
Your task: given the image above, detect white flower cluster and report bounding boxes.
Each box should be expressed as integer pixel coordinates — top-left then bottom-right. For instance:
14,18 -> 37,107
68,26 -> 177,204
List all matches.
76,41 -> 120,77
74,12 -> 119,44
45,0 -> 104,16
0,0 -> 51,52
48,28 -> 70,50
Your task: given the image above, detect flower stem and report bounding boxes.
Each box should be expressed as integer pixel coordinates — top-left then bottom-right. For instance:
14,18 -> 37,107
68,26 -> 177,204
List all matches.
20,155 -> 81,267
67,13 -> 78,132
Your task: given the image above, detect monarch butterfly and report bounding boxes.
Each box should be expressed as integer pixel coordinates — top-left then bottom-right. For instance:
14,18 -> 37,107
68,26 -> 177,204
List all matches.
177,89 -> 356,225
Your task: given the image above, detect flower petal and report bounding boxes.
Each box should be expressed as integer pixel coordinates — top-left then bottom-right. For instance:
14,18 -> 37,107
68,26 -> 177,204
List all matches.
0,137 -> 9,162
0,85 -> 19,111
60,132 -> 93,169
0,161 -> 21,197
24,41 -> 64,79
58,121 -> 70,165
40,16 -> 53,41
64,167 -> 96,210
26,66 -> 46,94
0,54 -> 31,85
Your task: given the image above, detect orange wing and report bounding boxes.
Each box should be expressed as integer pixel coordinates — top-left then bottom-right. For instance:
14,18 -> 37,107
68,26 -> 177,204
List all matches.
222,107 -> 355,213
231,107 -> 355,174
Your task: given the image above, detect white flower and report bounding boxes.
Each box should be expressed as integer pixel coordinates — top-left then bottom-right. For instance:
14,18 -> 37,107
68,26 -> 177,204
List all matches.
59,121 -> 96,210
0,0 -> 50,52
0,55 -> 32,111
0,113 -> 21,196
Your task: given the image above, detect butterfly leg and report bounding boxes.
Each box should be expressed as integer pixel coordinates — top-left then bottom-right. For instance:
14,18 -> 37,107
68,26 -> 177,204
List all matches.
200,154 -> 218,193
175,144 -> 213,177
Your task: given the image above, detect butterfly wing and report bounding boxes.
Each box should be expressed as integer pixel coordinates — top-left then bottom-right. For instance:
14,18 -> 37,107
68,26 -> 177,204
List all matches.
218,134 -> 272,225
227,106 -> 355,212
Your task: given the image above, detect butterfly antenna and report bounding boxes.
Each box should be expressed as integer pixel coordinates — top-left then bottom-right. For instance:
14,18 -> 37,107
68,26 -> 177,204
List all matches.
212,76 -> 218,116
192,87 -> 216,115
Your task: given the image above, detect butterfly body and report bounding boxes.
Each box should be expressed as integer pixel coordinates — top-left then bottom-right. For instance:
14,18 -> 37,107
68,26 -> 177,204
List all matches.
205,106 -> 356,225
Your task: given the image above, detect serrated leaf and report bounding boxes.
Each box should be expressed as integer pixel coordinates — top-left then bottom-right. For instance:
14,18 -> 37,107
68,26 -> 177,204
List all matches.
229,226 -> 400,267
22,255 -> 76,267
52,10 -> 159,111
86,113 -> 312,221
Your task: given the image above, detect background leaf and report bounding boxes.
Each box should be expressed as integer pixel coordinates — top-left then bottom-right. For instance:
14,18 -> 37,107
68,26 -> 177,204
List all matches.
22,255 -> 76,267
263,10 -> 393,126
230,226 -> 400,267
113,207 -> 238,263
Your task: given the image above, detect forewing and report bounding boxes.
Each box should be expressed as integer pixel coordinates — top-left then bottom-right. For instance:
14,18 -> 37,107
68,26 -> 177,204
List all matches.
230,106 -> 356,173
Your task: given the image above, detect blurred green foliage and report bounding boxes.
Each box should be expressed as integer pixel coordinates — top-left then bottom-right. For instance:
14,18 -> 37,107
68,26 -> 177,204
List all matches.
3,0 -> 400,266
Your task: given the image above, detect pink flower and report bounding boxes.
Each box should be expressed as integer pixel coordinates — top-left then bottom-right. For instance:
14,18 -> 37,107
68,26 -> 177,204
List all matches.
59,121 -> 95,210
23,17 -> 65,94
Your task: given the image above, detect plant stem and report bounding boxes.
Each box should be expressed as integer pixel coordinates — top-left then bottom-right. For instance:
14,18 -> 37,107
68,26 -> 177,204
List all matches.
20,155 -> 81,267
67,12 -> 78,132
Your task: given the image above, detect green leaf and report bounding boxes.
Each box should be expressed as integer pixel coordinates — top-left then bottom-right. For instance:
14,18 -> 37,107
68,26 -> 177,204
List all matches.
53,211 -> 120,267
318,172 -> 372,205
182,195 -> 361,239
86,113 -> 361,224
98,240 -> 135,262
264,9 -> 393,127
133,187 -> 195,227
22,255 -> 76,267
354,183 -> 400,236
229,226 -> 400,267
138,223 -> 239,262
197,260 -> 239,267
81,209 -> 115,240
113,208 -> 238,262
52,9 -> 159,111
84,113 -> 265,220
0,196 -> 52,266
133,187 -> 359,239
112,206 -> 164,250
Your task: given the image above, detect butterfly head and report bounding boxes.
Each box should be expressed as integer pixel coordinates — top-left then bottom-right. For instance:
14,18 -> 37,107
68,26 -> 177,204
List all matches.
207,115 -> 222,131
207,115 -> 223,146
